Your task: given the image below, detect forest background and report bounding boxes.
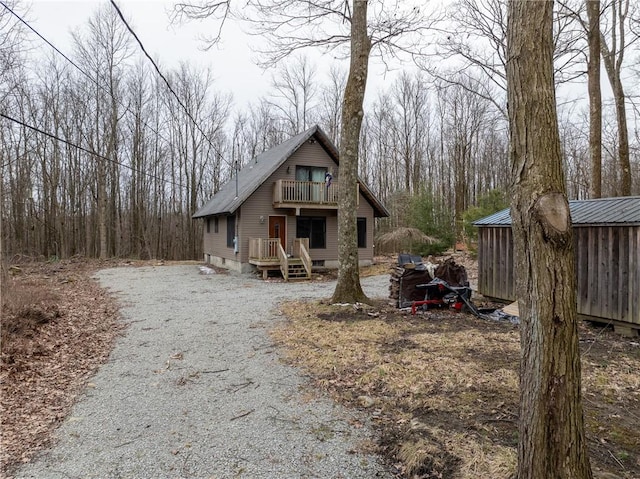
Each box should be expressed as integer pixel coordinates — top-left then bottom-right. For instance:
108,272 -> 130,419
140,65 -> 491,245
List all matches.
1,0 -> 639,262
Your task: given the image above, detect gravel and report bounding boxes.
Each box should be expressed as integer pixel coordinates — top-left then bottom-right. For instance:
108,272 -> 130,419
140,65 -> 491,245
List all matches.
14,265 -> 393,479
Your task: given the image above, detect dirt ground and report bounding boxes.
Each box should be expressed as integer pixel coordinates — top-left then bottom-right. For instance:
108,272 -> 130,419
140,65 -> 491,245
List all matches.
272,254 -> 640,479
272,255 -> 640,478
1,254 -> 639,479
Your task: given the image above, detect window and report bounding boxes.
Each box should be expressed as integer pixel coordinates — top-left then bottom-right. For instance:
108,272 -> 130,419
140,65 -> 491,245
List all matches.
296,217 -> 326,249
227,215 -> 236,248
357,217 -> 366,248
214,217 -> 219,233
295,165 -> 327,182
296,166 -> 329,202
206,218 -> 210,234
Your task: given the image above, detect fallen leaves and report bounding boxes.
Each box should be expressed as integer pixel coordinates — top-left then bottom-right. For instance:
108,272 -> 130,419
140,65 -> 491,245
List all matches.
1,261 -> 124,475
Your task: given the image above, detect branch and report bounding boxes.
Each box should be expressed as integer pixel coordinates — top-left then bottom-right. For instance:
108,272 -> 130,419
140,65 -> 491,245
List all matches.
170,1 -> 232,47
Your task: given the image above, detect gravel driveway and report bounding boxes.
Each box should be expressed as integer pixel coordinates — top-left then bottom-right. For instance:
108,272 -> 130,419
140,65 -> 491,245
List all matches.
14,265 -> 393,479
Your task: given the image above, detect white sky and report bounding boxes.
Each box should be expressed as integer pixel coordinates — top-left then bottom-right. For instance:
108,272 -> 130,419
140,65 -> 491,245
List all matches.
24,0 -> 403,109
25,0 -> 271,107
20,0 -> 621,120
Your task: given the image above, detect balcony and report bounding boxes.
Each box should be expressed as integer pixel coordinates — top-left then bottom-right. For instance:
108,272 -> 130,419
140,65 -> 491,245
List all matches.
273,179 -> 358,211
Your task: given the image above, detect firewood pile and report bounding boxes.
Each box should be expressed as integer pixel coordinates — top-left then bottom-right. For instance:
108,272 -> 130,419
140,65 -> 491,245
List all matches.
389,256 -> 469,308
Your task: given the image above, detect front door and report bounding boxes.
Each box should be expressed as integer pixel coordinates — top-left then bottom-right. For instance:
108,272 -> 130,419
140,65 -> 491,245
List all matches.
269,216 -> 286,251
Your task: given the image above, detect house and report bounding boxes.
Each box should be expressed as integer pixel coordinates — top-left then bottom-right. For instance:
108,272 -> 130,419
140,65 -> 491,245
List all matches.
474,196 -> 640,336
192,125 -> 389,280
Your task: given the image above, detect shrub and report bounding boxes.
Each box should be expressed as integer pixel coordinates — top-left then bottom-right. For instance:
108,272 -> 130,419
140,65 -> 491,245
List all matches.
462,189 -> 509,241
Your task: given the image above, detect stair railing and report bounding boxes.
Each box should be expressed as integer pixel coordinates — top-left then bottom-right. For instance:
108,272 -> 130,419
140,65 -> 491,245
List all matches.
277,242 -> 288,281
295,238 -> 312,279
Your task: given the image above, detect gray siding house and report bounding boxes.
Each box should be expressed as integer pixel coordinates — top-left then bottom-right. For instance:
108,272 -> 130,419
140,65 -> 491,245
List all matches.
193,125 -> 389,279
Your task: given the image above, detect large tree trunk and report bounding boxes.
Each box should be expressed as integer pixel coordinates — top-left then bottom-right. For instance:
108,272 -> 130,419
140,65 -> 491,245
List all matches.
506,1 -> 593,478
331,0 -> 371,304
587,0 -> 602,199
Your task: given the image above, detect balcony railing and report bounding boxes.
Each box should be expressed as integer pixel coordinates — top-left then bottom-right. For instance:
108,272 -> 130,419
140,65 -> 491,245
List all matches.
273,179 -> 358,209
249,238 -> 280,261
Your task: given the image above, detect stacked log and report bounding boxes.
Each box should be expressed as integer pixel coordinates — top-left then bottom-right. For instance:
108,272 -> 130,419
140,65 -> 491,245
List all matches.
434,258 -> 469,287
389,265 -> 434,308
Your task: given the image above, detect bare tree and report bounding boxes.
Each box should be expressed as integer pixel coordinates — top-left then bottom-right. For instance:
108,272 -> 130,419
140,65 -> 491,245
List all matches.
507,0 -> 593,477
587,0 -> 602,197
437,75 -> 492,237
432,0 -> 586,118
0,0 -> 27,292
72,4 -> 133,258
330,0 -> 371,303
390,72 -> 430,195
269,55 -> 318,134
317,65 -> 346,145
0,0 -> 27,101
599,0 -> 635,195
563,0 -> 637,196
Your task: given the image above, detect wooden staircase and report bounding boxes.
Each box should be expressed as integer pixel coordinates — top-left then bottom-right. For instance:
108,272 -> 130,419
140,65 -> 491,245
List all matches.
287,258 -> 310,280
249,237 -> 312,281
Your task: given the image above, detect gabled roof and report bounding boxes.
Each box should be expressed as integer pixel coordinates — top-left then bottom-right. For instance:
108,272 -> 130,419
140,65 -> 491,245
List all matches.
193,125 -> 389,218
474,196 -> 640,227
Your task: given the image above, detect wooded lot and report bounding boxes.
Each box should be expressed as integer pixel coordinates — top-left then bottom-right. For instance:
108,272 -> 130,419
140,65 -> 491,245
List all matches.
1,0 -> 639,263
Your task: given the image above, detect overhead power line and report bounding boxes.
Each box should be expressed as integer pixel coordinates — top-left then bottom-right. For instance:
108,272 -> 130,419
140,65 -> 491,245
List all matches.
0,0 -> 185,152
109,0 -> 232,169
2,0 -> 232,173
0,112 -> 188,191
0,0 -> 230,191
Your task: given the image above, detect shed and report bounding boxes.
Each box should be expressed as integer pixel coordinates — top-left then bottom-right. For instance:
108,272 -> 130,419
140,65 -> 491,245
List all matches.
474,196 -> 640,336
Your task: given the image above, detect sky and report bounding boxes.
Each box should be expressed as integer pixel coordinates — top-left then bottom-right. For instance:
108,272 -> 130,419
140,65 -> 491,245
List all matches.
17,0 -> 614,117
23,0 -> 404,110
24,0 -> 275,107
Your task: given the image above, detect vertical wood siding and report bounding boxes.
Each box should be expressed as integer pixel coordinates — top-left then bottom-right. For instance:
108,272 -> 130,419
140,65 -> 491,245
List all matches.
478,225 -> 640,326
478,227 -> 515,301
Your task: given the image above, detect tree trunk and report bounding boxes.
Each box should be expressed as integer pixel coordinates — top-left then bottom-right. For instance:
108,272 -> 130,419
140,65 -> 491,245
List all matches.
586,0 -> 601,199
331,0 -> 371,304
0,161 -> 7,301
611,75 -> 630,196
600,0 -> 631,196
98,160 -> 108,260
506,1 -> 593,478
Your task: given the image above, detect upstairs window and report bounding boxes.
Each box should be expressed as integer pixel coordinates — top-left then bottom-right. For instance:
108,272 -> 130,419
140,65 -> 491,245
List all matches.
296,165 -> 327,182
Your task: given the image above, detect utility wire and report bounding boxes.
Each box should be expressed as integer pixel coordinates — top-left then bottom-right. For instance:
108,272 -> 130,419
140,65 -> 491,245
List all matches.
0,0 -> 180,152
109,0 -> 233,170
0,1 -> 88,83
0,0 -> 226,191
0,112 -> 189,191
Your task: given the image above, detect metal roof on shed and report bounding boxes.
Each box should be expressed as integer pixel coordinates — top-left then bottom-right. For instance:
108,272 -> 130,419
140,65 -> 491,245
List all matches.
474,196 -> 640,227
